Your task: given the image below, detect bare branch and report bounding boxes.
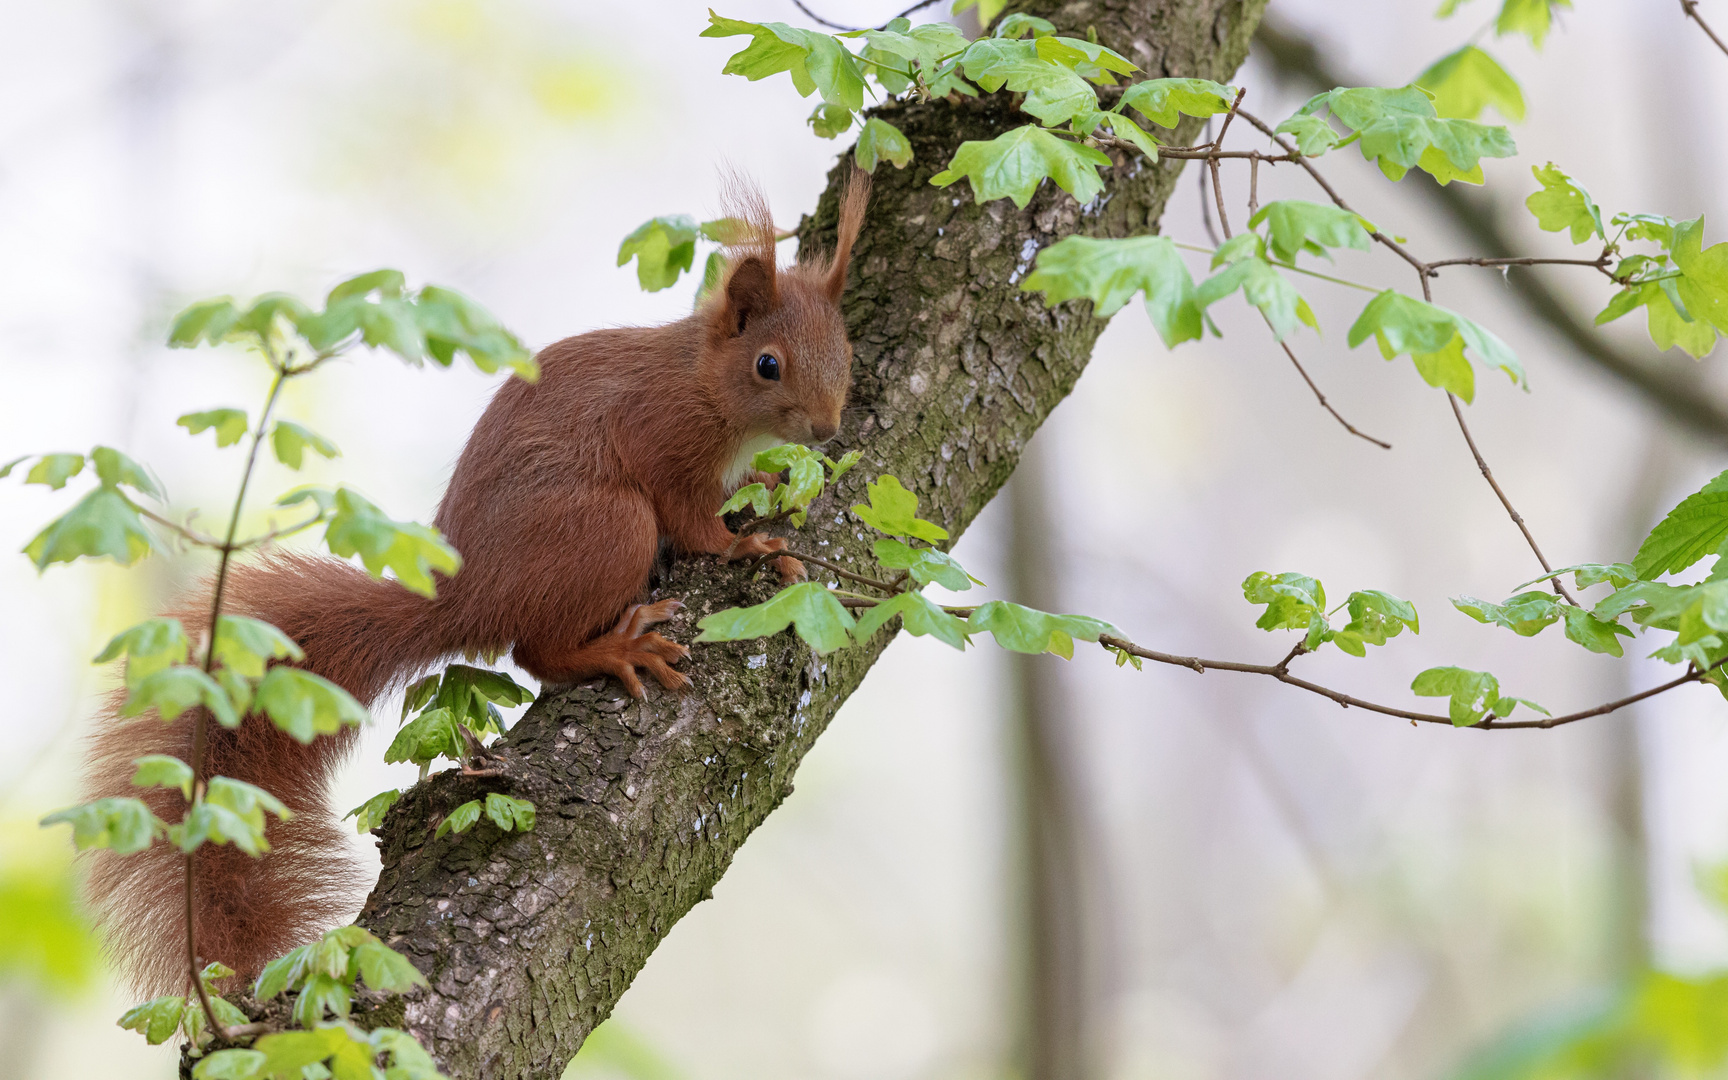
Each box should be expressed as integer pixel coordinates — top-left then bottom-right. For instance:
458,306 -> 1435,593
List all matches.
1445,393 -> 1579,605
787,0 -> 945,32
1276,338 -> 1392,449
1099,634 -> 1725,731
1681,0 -> 1728,58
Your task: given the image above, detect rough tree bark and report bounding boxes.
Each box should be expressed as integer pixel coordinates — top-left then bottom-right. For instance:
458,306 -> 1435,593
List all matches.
351,1 -> 1268,1074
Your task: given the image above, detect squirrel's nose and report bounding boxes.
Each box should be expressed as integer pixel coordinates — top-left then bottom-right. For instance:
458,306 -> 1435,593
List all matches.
810,416 -> 839,443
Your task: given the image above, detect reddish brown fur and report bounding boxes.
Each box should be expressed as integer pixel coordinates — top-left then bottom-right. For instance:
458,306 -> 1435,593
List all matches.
81,172 -> 869,994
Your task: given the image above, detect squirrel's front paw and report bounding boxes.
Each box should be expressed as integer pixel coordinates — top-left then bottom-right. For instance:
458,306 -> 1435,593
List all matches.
729,532 -> 788,561
772,555 -> 806,583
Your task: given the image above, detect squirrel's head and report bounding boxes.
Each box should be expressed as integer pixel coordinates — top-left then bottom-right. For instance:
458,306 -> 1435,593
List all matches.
700,170 -> 869,446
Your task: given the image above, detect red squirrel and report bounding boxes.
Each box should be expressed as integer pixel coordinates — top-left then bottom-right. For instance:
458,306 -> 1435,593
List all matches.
82,173 -> 870,994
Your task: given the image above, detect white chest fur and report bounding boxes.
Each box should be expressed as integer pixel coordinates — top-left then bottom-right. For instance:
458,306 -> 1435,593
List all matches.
723,433 -> 786,490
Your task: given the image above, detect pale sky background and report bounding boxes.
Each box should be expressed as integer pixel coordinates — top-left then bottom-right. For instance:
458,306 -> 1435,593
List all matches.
3,2 -> 1728,1079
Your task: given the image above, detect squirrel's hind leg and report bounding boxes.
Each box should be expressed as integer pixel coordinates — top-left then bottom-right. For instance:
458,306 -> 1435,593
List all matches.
515,601 -> 690,698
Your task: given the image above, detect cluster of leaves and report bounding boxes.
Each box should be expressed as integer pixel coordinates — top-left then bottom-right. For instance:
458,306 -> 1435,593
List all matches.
344,663 -> 541,841
1437,0 -> 1573,51
719,443 -> 860,527
1236,570 -> 1546,725
1525,163 -> 1728,359
383,665 -> 535,774
617,214 -> 763,305
698,466 -> 1111,660
1236,463 -> 1728,723
1020,202 -> 1523,401
122,962 -> 255,1055
1275,85 -> 1517,186
198,1025 -> 446,1080
3,446 -> 164,569
700,8 -> 1242,210
1370,469 -> 1728,725
1578,469 -> 1728,689
1411,667 -> 1549,728
1240,572 -> 1420,657
700,12 -> 924,173
183,926 -> 442,1079
434,792 -> 537,840
41,614 -> 350,857
168,269 -> 537,380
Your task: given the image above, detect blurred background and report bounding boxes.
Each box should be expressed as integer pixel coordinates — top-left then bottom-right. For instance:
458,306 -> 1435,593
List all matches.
4,1 -> 1728,1078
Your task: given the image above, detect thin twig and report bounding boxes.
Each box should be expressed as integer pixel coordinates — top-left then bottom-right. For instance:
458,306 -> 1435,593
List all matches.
184,357 -> 290,1037
1126,146 -> 1298,162
1249,156 -> 1260,219
135,506 -> 223,548
1099,635 -> 1725,731
1681,0 -> 1728,57
1197,123 -> 1221,247
1426,254 -> 1614,273
788,0 -> 944,32
1205,90 -> 1245,240
779,547 -> 903,594
1446,392 -> 1579,604
1277,338 -> 1392,449
1213,87 -> 1245,149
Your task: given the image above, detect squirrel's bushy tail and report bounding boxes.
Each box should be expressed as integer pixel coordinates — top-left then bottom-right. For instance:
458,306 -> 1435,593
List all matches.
83,552 -> 456,995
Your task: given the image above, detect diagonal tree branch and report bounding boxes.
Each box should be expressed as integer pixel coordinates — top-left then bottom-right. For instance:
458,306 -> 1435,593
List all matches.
348,1 -> 1271,1075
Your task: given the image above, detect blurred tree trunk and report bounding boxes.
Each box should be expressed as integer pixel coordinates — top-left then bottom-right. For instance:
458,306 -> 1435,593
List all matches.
1004,439 -> 1111,1080
344,2 -> 1270,1076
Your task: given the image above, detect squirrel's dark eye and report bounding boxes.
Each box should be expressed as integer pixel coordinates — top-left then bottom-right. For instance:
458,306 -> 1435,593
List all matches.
756,354 -> 780,381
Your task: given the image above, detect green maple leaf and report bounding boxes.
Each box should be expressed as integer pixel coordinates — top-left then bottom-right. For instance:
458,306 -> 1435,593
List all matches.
1525,163 -> 1605,245
1019,234 -> 1203,347
1195,235 -> 1319,342
1248,200 -> 1373,263
1634,468 -> 1728,579
696,581 -> 857,655
1348,290 -> 1523,401
931,125 -> 1112,208
1282,86 -> 1516,185
854,117 -> 913,173
1115,78 -> 1236,127
701,12 -> 866,111
617,216 -> 699,292
1414,45 -> 1525,122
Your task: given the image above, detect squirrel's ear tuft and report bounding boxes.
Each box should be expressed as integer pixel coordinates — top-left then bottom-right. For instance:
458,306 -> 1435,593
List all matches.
710,169 -> 781,337
716,255 -> 776,337
823,169 -> 871,303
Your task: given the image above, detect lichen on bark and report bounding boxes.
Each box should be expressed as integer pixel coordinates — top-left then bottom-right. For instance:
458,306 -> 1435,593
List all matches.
352,1 -> 1268,1075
